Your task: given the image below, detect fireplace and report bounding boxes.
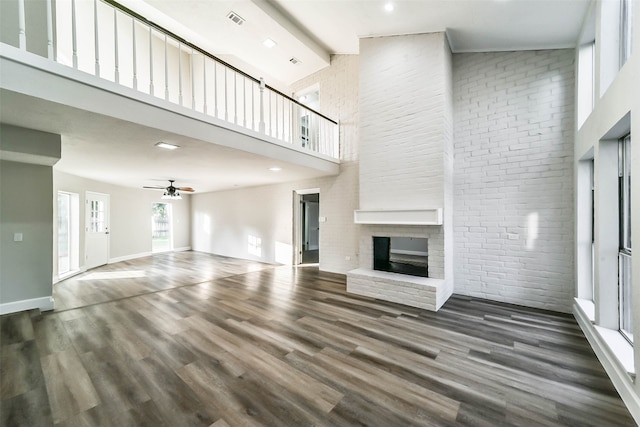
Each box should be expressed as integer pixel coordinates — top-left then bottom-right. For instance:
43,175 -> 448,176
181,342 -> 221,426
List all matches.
373,236 -> 428,278
347,225 -> 452,311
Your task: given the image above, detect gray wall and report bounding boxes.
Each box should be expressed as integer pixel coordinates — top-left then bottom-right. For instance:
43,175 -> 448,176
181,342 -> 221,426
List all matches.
1,160 -> 55,308
0,124 -> 60,313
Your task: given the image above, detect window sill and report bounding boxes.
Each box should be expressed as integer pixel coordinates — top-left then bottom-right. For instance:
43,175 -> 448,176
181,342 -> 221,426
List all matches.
574,298 -> 635,377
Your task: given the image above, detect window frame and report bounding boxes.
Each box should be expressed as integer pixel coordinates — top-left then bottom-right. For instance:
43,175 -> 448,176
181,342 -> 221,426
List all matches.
618,134 -> 632,343
620,0 -> 634,67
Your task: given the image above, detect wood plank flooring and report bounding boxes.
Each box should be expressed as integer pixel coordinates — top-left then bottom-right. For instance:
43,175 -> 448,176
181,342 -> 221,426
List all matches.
1,251 -> 636,426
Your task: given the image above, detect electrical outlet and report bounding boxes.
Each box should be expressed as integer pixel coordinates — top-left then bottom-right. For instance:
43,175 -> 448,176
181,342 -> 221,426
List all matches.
345,255 -> 351,261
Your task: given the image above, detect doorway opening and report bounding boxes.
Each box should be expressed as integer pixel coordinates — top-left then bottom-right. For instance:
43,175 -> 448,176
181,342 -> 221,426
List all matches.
295,191 -> 320,265
152,202 -> 173,253
57,191 -> 80,279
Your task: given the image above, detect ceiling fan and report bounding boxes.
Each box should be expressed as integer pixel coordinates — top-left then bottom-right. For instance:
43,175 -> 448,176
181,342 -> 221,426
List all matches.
143,180 -> 195,200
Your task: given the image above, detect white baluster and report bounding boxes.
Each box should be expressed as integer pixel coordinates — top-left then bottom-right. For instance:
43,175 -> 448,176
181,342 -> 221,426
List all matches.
132,19 -> 137,89
94,0 -> 100,76
252,82 -> 255,131
243,77 -> 247,128
191,48 -> 195,110
164,35 -> 169,100
149,27 -> 154,95
269,91 -> 273,137
224,68 -> 228,121
259,78 -> 265,133
275,95 -> 279,139
71,0 -> 78,68
203,58 -> 208,115
178,42 -> 183,106
17,0 -> 26,50
234,72 -> 238,124
214,61 -> 218,118
114,9 -> 119,83
46,0 -> 54,59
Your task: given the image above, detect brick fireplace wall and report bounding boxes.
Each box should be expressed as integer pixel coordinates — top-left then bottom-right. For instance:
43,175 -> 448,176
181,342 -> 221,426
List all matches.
348,32 -> 454,310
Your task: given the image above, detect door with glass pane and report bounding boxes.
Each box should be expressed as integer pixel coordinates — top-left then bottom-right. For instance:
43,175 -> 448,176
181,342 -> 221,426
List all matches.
85,192 -> 110,270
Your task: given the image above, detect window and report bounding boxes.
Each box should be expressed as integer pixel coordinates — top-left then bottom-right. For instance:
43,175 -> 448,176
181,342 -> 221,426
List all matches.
577,42 -> 595,127
591,159 -> 595,301
89,199 -> 106,232
57,191 -> 80,277
296,87 -> 319,149
620,0 -> 633,67
619,134 -> 632,342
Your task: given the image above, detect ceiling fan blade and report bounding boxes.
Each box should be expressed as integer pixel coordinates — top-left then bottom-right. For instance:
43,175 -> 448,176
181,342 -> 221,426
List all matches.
143,186 -> 166,190
176,187 -> 195,192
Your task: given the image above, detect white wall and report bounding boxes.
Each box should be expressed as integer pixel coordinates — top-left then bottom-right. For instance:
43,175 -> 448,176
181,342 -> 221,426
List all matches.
452,49 -> 576,313
192,55 -> 360,274
191,164 -> 359,273
53,171 -> 191,278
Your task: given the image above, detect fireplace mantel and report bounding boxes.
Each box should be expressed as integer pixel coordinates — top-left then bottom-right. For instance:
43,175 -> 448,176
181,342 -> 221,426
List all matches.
354,208 -> 443,225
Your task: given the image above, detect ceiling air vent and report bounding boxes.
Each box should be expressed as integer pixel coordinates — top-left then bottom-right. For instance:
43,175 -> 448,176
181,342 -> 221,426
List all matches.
289,57 -> 301,65
226,11 -> 245,26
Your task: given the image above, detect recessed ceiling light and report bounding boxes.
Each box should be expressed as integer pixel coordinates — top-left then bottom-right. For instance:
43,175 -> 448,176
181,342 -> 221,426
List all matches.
155,142 -> 180,150
263,38 -> 277,48
269,167 -> 282,172
384,2 -> 394,12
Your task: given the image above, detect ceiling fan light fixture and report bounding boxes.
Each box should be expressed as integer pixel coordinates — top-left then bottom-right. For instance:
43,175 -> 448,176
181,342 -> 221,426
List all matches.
161,192 -> 182,200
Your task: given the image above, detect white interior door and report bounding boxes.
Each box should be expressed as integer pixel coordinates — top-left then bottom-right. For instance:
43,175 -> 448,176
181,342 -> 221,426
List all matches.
85,191 -> 110,269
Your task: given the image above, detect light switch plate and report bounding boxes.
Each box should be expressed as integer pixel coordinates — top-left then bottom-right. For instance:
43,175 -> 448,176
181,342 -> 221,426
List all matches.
14,233 -> 23,242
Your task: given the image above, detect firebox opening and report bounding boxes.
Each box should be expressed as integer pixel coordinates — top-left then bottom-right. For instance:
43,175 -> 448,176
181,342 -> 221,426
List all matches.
373,236 -> 428,278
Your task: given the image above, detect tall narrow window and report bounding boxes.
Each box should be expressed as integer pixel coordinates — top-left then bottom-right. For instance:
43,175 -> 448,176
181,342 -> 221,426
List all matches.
58,192 -> 71,275
58,191 -> 80,277
591,159 -> 595,301
619,134 -> 632,342
621,0 -> 634,67
152,203 -> 172,253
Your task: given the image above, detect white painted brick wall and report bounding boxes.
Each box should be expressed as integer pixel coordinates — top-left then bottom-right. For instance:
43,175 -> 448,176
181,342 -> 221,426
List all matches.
347,268 -> 453,311
452,50 -> 575,313
359,33 -> 450,211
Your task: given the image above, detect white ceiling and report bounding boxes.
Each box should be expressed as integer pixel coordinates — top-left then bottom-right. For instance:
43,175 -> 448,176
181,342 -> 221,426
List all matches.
121,0 -> 591,87
4,0 -> 591,194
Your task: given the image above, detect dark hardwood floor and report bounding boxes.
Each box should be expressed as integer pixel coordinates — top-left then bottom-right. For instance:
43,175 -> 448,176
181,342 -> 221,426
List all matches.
1,252 -> 636,426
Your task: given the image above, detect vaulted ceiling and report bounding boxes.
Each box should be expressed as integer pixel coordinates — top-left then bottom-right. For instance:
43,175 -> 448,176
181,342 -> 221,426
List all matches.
3,0 -> 591,193
121,0 -> 591,88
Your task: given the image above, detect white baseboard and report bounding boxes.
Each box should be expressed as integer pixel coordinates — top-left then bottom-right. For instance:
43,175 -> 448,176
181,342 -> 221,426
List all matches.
174,246 -> 191,252
0,296 -> 54,315
573,302 -> 640,423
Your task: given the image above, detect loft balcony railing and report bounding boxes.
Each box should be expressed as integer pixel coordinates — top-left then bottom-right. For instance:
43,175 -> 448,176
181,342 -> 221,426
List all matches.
1,0 -> 339,160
